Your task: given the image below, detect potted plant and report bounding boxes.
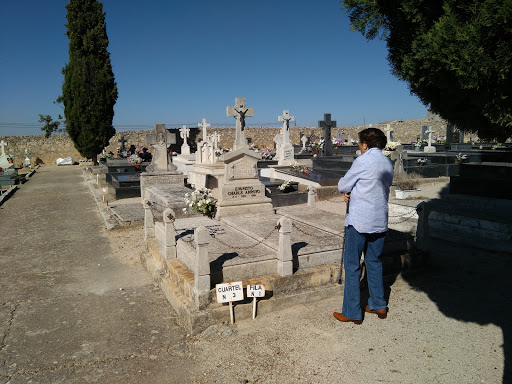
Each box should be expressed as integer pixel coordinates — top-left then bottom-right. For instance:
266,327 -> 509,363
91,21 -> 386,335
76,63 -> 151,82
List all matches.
394,173 -> 422,199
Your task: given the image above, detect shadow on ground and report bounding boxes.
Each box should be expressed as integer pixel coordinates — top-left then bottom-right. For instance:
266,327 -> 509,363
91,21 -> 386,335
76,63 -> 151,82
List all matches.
401,239 -> 512,383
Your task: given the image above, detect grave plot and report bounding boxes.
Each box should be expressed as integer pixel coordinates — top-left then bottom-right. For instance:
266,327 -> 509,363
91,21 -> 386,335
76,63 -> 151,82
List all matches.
220,211 -> 343,271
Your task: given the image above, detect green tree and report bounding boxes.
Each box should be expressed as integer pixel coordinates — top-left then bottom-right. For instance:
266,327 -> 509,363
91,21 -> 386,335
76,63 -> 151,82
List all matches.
341,0 -> 512,141
61,0 -> 118,162
38,114 -> 64,138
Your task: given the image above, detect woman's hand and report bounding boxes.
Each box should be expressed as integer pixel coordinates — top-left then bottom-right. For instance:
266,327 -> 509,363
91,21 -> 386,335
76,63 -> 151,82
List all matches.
344,193 -> 350,203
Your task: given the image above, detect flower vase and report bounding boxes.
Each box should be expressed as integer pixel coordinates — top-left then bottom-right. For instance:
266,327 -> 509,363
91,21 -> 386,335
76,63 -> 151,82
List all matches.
415,147 -> 420,152
455,159 -> 461,165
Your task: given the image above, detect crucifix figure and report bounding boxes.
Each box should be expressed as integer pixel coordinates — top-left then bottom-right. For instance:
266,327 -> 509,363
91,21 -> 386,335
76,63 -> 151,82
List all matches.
227,97 -> 254,150
145,124 -> 177,172
179,125 -> 191,155
385,124 -> 394,142
198,118 -> 210,141
118,136 -> 128,155
278,110 -> 294,144
318,113 -> 336,157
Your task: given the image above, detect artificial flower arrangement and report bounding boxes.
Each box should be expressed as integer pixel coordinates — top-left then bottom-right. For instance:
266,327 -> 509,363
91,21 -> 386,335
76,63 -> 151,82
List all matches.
414,141 -> 422,148
332,138 -> 343,148
277,180 -> 292,192
455,153 -> 468,161
290,162 -> 312,174
260,148 -> 273,160
127,154 -> 142,165
382,141 -> 401,158
417,158 -> 428,165
183,188 -> 216,218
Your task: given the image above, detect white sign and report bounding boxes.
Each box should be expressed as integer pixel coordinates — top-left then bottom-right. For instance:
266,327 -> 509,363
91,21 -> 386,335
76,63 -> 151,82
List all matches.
247,284 -> 265,298
216,281 -> 244,303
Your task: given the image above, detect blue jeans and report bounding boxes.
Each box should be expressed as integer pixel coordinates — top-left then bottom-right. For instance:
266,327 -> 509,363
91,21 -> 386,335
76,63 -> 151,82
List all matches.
342,225 -> 387,320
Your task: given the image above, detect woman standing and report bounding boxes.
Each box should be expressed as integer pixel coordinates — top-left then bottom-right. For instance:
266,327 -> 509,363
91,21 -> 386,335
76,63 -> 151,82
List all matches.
333,128 -> 394,324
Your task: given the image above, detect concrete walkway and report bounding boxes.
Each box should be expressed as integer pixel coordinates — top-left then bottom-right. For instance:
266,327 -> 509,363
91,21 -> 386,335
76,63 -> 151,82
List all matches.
0,166 -> 191,383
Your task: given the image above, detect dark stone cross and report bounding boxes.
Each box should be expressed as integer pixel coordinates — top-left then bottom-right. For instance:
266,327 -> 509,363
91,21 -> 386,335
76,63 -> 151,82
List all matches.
318,113 -> 336,157
118,136 -> 128,153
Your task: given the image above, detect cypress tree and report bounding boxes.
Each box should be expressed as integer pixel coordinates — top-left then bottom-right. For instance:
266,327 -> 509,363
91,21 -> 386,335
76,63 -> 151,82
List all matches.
61,0 -> 118,162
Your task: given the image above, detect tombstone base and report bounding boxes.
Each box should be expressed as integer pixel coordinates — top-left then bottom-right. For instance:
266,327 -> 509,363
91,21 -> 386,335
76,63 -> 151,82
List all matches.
140,171 -> 186,201
215,201 -> 274,219
424,146 -> 436,153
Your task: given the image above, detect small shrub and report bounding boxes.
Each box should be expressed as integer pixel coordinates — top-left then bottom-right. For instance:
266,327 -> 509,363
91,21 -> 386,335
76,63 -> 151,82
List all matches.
394,173 -> 422,190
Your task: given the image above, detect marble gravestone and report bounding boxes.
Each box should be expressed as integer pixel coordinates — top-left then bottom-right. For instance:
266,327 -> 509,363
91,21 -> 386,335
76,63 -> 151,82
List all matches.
140,124 -> 184,200
227,97 -> 254,150
421,126 -> 429,141
0,140 -> 13,169
277,110 -> 295,166
318,114 -> 336,157
215,148 -> 273,219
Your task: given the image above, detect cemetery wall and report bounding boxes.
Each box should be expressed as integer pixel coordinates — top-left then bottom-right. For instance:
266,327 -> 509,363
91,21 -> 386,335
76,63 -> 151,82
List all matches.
0,118 -> 453,165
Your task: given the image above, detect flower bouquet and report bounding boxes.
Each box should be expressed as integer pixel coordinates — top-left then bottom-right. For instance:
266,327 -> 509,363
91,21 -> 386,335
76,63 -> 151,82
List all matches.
127,154 -> 142,165
183,188 -> 217,218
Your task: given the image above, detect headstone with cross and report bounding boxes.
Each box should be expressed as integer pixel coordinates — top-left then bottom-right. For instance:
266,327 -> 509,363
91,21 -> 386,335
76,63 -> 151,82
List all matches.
0,140 -> 13,169
385,124 -> 394,142
318,113 -> 336,157
180,125 -> 191,155
118,136 -> 128,157
198,118 -> 210,141
301,135 -> 308,150
226,97 -> 254,150
424,126 -> 436,153
145,124 -> 177,172
278,110 -> 294,144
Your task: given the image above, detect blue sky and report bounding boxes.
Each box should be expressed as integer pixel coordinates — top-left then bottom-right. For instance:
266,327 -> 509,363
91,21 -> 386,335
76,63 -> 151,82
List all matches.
0,0 -> 427,137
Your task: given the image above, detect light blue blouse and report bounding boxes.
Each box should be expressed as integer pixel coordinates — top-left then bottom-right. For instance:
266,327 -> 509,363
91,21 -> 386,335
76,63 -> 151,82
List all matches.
338,147 -> 394,233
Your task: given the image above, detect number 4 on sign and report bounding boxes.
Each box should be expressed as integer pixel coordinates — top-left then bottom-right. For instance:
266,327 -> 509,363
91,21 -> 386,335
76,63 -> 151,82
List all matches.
216,281 -> 244,324
247,285 -> 265,319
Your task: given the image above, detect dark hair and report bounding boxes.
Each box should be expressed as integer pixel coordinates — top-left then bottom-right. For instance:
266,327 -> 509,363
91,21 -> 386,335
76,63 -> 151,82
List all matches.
358,128 -> 387,149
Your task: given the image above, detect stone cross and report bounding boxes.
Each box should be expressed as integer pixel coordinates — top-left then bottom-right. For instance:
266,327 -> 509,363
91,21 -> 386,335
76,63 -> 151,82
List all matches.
278,110 -> 294,144
424,126 -> 436,153
145,124 -> 177,172
318,113 -> 336,157
118,136 -> 128,152
226,97 -> 254,150
301,135 -> 308,150
0,140 -> 7,157
211,131 -> 221,150
198,118 -> 210,140
180,125 -> 191,155
385,124 -> 394,142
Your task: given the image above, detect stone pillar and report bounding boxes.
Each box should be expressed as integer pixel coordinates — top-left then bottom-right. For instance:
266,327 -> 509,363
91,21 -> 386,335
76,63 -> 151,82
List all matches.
277,217 -> 293,276
143,199 -> 155,239
193,225 -> 211,293
163,208 -> 177,260
307,186 -> 316,207
446,124 -> 454,146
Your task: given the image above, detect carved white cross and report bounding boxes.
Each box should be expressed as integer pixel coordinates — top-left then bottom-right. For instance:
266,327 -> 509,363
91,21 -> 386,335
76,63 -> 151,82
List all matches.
426,126 -> 436,146
227,97 -> 254,150
301,135 -> 308,149
0,140 -> 7,157
180,125 -> 190,141
278,110 -> 294,144
198,118 -> 210,140
385,124 -> 394,142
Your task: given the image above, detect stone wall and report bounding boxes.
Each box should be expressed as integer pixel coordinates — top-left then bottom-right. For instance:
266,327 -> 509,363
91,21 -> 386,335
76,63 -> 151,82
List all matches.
0,118 -> 453,165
